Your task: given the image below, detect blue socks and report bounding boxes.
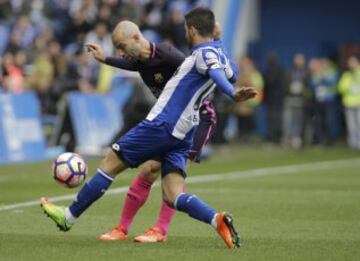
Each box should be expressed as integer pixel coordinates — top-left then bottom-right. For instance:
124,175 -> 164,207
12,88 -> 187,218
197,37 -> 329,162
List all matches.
68,171 -> 217,227
174,193 -> 216,225
69,169 -> 114,217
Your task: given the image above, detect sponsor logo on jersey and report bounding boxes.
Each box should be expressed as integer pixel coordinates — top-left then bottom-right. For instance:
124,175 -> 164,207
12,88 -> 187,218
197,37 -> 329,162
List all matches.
112,144 -> 120,151
154,73 -> 164,84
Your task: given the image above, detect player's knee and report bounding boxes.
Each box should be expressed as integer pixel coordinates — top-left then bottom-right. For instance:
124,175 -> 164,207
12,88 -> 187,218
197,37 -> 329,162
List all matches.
141,162 -> 160,183
162,194 -> 176,208
162,188 -> 178,208
161,172 -> 185,208
143,171 -> 159,183
163,198 -> 175,208
99,150 -> 127,177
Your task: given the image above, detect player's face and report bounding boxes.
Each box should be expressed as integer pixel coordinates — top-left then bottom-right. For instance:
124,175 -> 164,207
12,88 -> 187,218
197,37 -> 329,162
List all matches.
113,34 -> 141,60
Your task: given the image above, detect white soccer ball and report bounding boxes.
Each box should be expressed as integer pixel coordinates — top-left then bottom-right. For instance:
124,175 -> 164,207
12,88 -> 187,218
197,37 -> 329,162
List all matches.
53,153 -> 87,188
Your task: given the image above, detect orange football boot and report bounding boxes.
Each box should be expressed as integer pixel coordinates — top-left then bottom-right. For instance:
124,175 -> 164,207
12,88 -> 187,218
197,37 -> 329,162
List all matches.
215,212 -> 240,249
134,227 -> 167,243
100,224 -> 128,241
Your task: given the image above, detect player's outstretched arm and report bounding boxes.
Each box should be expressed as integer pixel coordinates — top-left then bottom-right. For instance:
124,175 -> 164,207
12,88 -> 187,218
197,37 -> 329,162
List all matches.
86,43 -> 138,71
208,68 -> 257,102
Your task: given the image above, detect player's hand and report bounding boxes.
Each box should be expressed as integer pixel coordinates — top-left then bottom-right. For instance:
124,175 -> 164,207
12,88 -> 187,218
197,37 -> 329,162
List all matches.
85,43 -> 106,63
233,87 -> 258,102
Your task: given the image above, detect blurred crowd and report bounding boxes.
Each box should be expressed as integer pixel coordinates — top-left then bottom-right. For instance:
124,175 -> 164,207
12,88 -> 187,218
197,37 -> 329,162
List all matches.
0,0 -> 360,150
216,52 -> 360,151
0,0 -> 203,113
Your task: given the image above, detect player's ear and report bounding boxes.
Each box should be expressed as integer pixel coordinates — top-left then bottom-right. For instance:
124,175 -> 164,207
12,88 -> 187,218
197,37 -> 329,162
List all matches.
133,32 -> 140,41
189,26 -> 197,36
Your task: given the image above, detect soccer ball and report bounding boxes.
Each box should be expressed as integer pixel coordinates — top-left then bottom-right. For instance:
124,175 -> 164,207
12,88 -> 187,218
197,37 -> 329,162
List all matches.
53,152 -> 88,188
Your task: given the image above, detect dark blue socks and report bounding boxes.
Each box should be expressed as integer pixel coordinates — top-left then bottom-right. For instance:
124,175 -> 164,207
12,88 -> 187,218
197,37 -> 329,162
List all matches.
69,169 -> 114,217
174,193 -> 216,224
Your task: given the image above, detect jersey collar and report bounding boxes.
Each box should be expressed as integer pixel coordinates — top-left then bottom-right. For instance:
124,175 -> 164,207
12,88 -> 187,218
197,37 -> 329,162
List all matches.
150,42 -> 156,59
212,39 -> 223,48
190,40 -> 217,53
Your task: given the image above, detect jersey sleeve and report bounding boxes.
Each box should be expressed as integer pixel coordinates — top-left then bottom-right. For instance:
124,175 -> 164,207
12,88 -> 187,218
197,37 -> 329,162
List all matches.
104,56 -> 139,71
195,48 -> 222,75
225,60 -> 239,83
208,68 -> 234,98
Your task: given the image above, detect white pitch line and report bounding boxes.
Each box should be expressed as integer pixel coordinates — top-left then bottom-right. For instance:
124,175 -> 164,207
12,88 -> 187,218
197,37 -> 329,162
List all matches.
0,158 -> 359,212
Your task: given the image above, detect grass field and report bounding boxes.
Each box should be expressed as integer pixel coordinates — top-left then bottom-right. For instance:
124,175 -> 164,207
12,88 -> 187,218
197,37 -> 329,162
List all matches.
0,145 -> 360,261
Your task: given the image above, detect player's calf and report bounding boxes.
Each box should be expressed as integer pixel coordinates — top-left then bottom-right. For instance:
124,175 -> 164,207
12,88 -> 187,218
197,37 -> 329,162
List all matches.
162,172 -> 241,249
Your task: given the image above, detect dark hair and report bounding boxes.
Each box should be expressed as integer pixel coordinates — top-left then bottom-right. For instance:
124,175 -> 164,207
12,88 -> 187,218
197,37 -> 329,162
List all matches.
185,7 -> 215,37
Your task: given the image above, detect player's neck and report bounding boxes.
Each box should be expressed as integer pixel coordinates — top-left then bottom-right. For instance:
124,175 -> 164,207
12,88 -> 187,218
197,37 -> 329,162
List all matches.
139,40 -> 152,61
193,35 -> 214,48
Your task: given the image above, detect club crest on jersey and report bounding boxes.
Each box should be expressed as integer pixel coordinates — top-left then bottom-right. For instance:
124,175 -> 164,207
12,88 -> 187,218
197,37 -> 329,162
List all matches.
154,73 -> 164,83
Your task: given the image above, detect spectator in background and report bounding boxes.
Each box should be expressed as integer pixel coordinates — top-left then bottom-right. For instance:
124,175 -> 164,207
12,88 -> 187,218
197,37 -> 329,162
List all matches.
10,15 -> 37,50
84,22 -> 113,56
0,56 -> 3,90
2,52 -> 25,93
234,56 -> 264,139
308,58 -> 338,145
117,0 -> 142,25
44,40 -> 70,113
338,56 -> 360,150
142,0 -> 167,31
0,23 -> 10,55
69,0 -> 98,24
70,7 -> 93,38
14,50 -> 28,75
97,4 -> 116,29
282,53 -> 307,149
263,52 -> 286,143
165,2 -> 187,53
27,49 -> 54,113
68,50 -> 98,93
0,0 -> 12,21
27,27 -> 54,62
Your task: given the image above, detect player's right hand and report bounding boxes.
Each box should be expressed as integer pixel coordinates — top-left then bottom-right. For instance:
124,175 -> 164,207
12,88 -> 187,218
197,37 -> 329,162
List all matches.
85,43 -> 106,63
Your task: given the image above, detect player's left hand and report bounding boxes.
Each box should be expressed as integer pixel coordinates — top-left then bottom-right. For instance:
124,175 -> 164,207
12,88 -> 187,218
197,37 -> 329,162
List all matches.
233,87 -> 258,102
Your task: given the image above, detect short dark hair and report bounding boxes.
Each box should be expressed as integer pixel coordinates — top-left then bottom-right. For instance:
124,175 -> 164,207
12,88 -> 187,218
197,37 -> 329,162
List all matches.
185,7 -> 215,37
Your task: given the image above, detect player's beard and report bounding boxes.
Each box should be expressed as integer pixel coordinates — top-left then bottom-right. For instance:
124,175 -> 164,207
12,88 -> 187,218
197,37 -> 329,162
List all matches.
186,34 -> 195,48
187,39 -> 194,48
127,42 -> 142,60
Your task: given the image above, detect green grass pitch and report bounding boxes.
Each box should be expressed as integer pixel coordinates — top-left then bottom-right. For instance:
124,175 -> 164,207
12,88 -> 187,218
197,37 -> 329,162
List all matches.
0,145 -> 359,261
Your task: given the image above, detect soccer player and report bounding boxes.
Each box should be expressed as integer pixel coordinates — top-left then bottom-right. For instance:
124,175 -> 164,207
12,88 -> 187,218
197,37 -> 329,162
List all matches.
41,7 -> 257,249
86,22 -> 237,243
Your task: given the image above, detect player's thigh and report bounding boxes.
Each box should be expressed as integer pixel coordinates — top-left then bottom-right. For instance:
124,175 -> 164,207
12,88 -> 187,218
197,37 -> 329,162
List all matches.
141,160 -> 161,183
161,172 -> 185,207
99,149 -> 128,177
113,123 -> 167,168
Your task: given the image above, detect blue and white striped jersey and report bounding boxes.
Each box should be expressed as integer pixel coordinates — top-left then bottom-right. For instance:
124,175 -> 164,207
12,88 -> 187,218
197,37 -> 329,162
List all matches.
146,41 -> 234,140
